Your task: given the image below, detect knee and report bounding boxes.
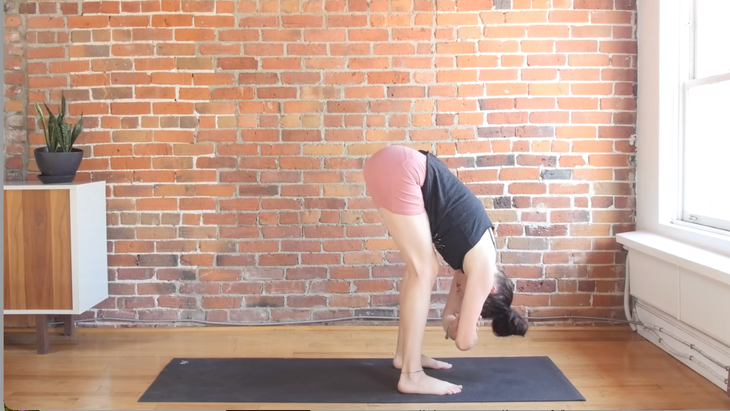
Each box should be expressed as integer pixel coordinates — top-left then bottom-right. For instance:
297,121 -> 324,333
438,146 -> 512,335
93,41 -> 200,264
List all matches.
404,261 -> 440,283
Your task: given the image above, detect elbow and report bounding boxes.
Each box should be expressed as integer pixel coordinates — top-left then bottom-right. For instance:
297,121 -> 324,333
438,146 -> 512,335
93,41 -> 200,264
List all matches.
454,331 -> 478,351
455,338 -> 473,352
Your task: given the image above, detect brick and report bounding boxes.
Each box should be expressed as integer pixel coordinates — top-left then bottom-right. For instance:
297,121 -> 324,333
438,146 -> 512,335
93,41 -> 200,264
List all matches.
157,43 -> 196,56
591,11 -> 633,25
177,57 -> 214,70
265,281 -> 307,294
4,0 -> 641,320
516,280 -> 556,293
593,295 -> 624,307
68,16 -> 110,29
261,31 -> 300,44
195,16 -> 235,27
137,254 -> 178,267
551,294 -> 591,307
138,283 -> 177,295
287,296 -> 327,308
283,15 -> 324,28
202,297 -> 243,309
575,0 -> 613,9
18,3 -> 36,14
550,10 -> 589,22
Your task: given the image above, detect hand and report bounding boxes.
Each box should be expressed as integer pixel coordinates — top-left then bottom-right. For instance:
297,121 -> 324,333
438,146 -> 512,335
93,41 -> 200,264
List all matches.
448,313 -> 460,340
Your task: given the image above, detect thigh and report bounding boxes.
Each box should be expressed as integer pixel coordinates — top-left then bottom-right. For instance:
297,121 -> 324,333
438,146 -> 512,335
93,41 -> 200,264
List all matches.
378,208 -> 439,275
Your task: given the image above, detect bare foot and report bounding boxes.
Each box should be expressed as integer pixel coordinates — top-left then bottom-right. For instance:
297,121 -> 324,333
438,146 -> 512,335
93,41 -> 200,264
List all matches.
398,371 -> 462,395
393,354 -> 452,370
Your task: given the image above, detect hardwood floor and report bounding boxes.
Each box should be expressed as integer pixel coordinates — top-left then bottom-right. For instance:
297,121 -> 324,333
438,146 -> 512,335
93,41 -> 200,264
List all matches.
4,325 -> 730,410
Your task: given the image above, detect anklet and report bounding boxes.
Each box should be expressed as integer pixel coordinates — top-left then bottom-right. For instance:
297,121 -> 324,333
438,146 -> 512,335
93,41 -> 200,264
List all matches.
401,369 -> 424,374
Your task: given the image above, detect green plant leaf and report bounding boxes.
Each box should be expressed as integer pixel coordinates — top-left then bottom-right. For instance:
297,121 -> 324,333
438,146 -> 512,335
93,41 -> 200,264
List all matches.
58,93 -> 66,126
43,102 -> 59,152
34,102 -> 50,151
4,403 -> 38,411
60,122 -> 72,152
48,116 -> 57,152
51,122 -> 61,152
70,115 -> 83,148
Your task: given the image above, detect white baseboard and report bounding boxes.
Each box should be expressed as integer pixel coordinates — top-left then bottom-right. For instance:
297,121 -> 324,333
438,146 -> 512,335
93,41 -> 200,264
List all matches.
633,299 -> 730,393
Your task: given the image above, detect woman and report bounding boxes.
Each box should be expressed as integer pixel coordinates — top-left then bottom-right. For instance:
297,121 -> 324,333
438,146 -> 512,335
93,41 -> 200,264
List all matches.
363,145 -> 529,396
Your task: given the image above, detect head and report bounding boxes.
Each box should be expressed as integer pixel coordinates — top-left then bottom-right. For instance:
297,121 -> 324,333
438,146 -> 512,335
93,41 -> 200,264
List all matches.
481,269 -> 529,337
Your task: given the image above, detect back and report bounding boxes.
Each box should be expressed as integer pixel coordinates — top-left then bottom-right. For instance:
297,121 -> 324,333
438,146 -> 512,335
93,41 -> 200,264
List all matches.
418,150 -> 493,271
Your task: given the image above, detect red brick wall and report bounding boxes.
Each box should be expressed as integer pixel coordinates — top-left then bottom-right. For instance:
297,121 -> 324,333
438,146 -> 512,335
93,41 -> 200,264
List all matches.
3,0 -> 636,325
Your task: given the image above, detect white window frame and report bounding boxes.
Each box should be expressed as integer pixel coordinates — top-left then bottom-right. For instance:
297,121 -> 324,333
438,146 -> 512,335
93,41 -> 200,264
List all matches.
633,0 -> 730,258
675,0 -> 730,234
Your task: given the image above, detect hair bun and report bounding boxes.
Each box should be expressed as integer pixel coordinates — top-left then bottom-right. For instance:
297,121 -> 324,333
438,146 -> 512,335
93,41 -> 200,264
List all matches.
483,270 -> 529,337
508,309 -> 529,336
491,309 -> 529,337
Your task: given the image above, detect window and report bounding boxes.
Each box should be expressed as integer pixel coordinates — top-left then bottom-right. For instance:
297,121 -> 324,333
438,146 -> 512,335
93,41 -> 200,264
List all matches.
679,0 -> 730,233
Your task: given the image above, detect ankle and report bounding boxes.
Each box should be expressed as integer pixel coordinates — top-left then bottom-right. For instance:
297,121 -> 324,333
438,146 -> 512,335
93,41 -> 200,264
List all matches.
400,369 -> 425,381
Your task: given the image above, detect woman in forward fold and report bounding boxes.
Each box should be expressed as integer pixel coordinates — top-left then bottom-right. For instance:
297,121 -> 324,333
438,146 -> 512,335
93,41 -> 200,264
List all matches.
363,145 -> 529,396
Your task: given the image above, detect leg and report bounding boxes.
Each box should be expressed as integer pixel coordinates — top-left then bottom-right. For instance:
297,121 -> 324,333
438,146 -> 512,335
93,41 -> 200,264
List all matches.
393,271 -> 452,370
61,315 -> 75,337
35,314 -> 49,354
377,207 -> 462,395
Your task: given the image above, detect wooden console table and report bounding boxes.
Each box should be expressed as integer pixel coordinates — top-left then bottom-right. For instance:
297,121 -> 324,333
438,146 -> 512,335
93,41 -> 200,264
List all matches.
3,181 -> 109,354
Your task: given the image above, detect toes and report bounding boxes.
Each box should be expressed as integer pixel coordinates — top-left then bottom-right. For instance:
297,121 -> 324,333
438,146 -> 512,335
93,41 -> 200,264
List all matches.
432,361 -> 451,369
446,384 -> 461,395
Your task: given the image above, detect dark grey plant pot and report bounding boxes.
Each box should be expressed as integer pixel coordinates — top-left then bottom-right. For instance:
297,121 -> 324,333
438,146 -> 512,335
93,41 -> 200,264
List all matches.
34,147 -> 83,183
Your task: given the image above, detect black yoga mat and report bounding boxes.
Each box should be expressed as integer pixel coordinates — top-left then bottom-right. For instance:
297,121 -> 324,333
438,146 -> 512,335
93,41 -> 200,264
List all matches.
139,356 -> 584,403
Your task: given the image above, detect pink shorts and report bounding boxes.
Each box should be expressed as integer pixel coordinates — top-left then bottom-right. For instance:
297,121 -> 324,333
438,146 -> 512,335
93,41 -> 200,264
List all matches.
363,145 -> 427,215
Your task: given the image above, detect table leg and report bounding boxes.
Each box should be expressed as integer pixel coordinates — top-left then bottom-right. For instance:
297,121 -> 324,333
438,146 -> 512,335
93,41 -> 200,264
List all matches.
61,315 -> 75,337
35,314 -> 49,354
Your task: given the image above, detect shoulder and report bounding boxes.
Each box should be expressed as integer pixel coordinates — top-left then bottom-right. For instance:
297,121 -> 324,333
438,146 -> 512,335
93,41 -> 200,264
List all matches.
462,230 -> 498,277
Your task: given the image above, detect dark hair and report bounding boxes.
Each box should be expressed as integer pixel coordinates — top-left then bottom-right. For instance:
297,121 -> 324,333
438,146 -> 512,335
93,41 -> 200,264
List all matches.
481,269 -> 529,337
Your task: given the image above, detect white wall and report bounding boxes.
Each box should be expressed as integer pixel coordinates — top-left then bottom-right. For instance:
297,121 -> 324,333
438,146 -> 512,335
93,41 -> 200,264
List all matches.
617,0 -> 730,394
632,0 -> 730,257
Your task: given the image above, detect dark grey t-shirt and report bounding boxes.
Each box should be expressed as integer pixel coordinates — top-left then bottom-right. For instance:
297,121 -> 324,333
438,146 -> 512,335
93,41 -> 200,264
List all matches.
419,150 -> 493,271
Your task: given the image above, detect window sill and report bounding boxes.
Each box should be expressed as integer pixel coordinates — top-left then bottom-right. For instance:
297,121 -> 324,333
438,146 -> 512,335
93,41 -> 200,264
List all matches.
616,231 -> 730,287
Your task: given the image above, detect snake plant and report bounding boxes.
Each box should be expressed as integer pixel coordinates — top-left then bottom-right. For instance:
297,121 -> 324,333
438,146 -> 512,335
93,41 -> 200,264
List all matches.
34,93 -> 83,153
5,403 -> 36,411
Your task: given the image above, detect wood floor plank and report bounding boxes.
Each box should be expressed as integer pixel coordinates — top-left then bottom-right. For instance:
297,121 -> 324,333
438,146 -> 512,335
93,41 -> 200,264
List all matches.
154,402 -> 261,410
4,325 -> 730,410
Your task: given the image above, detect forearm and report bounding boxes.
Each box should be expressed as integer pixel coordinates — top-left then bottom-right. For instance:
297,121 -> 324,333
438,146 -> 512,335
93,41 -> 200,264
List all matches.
442,274 -> 463,334
455,280 -> 490,350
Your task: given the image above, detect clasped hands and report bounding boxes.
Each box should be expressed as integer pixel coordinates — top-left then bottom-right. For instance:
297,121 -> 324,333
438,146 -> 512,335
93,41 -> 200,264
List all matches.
445,312 -> 483,351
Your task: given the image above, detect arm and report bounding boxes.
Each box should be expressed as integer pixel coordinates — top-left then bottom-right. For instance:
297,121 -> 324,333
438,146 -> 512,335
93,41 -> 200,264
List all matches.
442,272 -> 463,338
454,270 -> 490,350
453,240 -> 497,351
